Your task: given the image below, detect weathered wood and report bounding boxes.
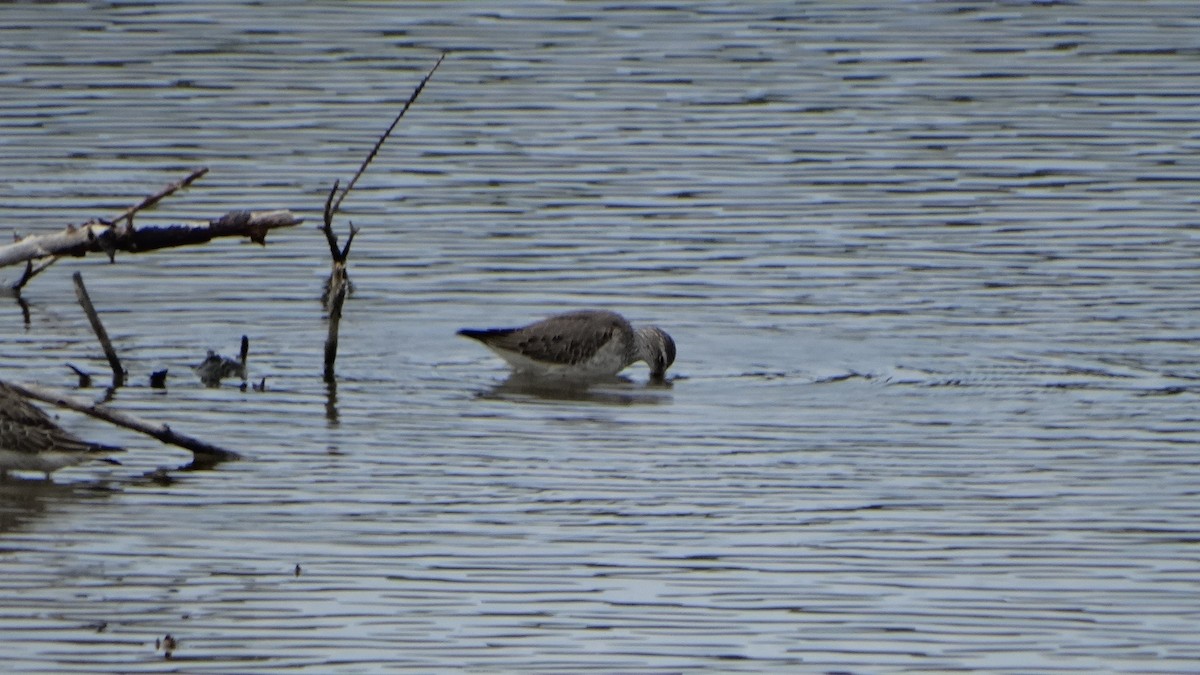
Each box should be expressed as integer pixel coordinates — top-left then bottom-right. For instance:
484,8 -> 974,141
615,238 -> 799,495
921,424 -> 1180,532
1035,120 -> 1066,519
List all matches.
5,381 -> 242,463
2,220 -> 116,268
72,272 -> 125,387
0,209 -> 303,270
7,168 -> 211,290
323,262 -> 349,383
317,54 -> 443,382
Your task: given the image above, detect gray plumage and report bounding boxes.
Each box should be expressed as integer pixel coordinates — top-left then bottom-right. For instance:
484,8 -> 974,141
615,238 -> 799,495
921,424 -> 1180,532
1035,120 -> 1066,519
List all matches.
458,309 -> 676,380
0,382 -> 122,481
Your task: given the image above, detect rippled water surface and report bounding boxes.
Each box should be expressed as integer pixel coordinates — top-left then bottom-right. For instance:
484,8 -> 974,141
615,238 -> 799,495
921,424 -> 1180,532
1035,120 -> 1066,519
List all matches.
2,1 -> 1199,672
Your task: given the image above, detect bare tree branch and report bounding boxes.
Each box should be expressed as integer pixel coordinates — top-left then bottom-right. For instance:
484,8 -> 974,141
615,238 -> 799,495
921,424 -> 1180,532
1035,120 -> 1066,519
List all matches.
1,209 -> 303,272
5,381 -> 242,464
7,168 -> 212,289
318,54 -> 445,384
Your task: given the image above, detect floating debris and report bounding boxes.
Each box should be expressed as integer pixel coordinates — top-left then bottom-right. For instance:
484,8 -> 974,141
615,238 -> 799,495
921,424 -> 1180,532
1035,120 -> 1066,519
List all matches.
66,363 -> 93,388
155,634 -> 177,659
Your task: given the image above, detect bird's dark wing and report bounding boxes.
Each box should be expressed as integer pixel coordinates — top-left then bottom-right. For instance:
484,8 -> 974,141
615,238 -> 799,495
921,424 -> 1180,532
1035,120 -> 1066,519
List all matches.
0,383 -> 121,455
459,311 -> 629,366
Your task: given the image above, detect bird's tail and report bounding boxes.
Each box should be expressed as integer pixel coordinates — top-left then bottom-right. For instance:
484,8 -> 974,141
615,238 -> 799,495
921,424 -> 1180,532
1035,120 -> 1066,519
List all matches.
457,328 -> 516,342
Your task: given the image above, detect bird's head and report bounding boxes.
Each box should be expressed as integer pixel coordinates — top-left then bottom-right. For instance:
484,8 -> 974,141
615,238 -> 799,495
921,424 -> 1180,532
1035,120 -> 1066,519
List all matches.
636,326 -> 676,380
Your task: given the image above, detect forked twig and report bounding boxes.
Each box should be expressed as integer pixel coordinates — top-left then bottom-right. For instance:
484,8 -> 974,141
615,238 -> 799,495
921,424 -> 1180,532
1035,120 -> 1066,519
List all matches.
8,168 -> 210,291
320,53 -> 445,382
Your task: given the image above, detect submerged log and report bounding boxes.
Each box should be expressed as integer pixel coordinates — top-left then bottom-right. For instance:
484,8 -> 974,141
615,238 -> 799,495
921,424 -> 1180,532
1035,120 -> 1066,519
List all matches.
0,209 -> 303,270
4,380 -> 242,464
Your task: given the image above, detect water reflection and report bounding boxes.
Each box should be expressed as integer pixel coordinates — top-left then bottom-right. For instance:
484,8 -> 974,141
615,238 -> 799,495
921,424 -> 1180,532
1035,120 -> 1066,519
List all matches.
2,291 -> 32,326
324,379 -> 340,425
0,479 -> 114,534
475,372 -> 674,405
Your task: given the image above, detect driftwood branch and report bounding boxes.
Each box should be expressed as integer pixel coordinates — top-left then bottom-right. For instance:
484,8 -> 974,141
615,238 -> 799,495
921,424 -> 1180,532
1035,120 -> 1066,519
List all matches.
72,272 -> 125,387
1,209 -> 304,272
7,168 -> 211,290
319,54 -> 444,382
5,381 -> 242,464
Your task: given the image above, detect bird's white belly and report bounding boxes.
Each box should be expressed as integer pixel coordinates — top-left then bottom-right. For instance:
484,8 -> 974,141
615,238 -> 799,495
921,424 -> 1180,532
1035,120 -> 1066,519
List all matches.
0,448 -> 85,474
493,338 -> 629,378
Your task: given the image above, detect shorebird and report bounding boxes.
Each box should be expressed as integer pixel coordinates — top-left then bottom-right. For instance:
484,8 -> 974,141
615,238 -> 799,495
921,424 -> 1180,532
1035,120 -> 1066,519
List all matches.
457,309 -> 676,380
0,382 -> 122,481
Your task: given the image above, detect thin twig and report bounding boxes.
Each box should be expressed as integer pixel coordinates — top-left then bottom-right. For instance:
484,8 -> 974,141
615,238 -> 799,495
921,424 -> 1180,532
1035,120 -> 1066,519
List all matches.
72,271 -> 125,388
330,52 -> 446,216
340,223 -> 359,260
320,180 -> 343,262
113,167 -> 209,231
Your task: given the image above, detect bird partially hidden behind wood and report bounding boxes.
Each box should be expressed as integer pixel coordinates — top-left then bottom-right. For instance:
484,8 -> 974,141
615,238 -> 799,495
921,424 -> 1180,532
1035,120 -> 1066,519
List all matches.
457,309 -> 676,381
0,381 -> 123,481
192,335 -> 249,388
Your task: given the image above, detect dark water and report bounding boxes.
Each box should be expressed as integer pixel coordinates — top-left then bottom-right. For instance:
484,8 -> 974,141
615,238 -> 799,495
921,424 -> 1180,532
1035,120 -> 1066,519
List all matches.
2,1 -> 1199,672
